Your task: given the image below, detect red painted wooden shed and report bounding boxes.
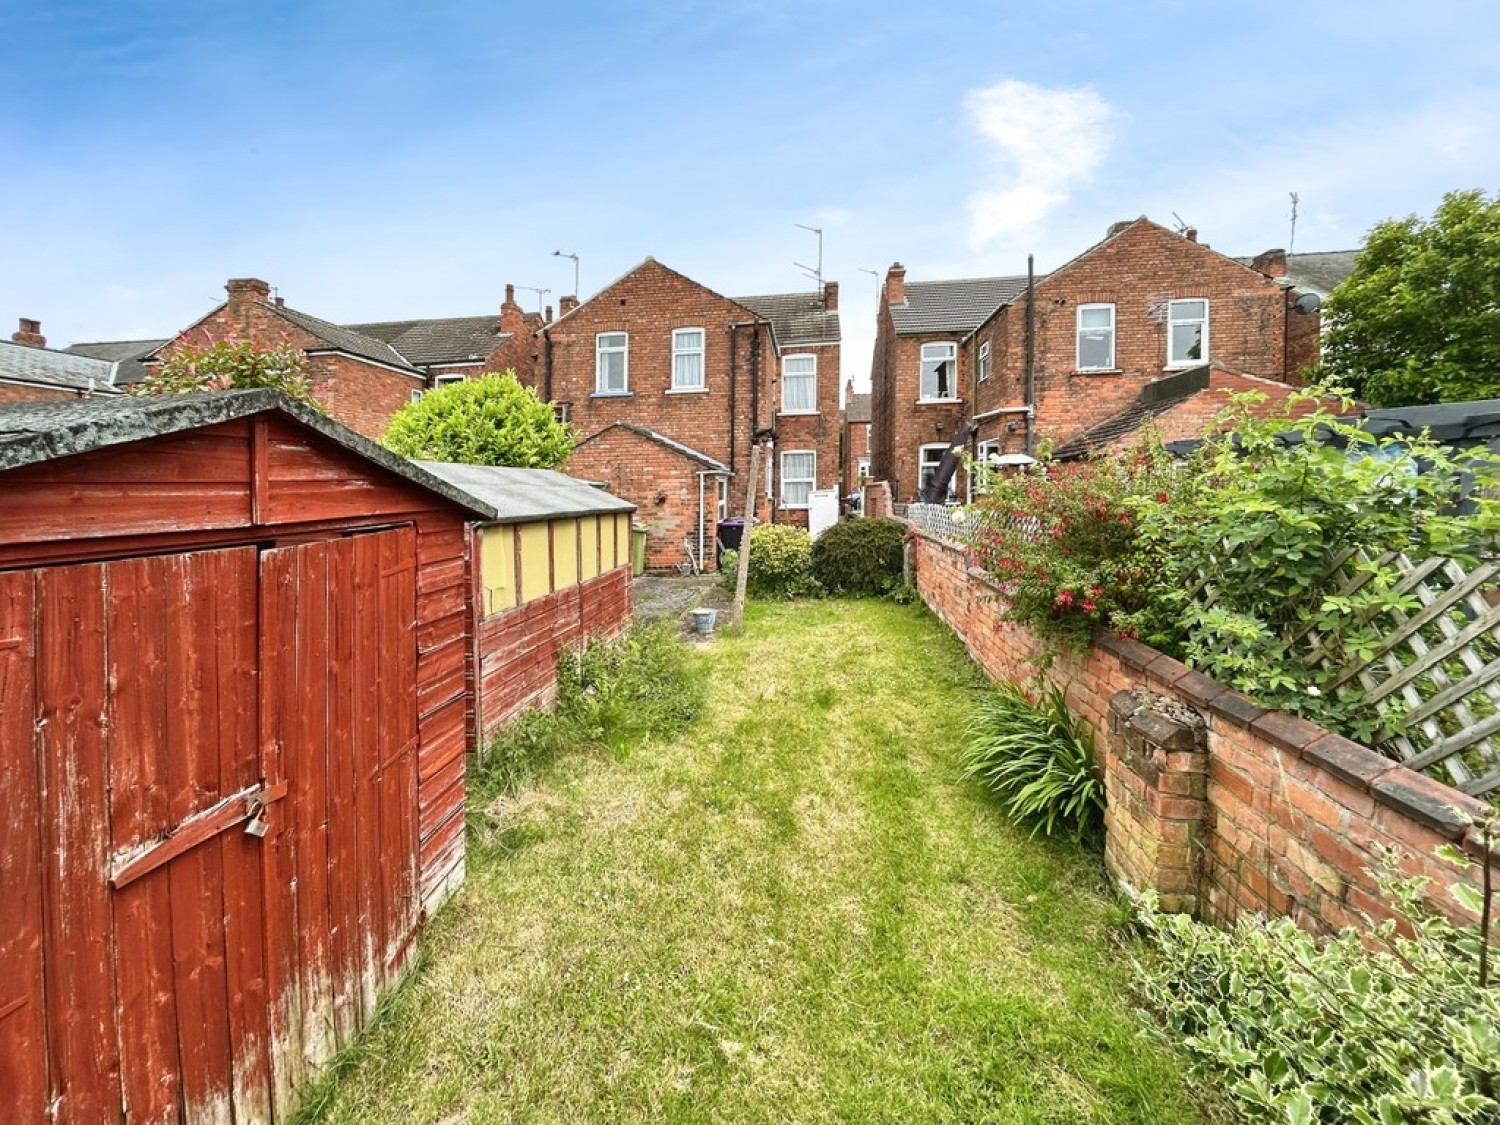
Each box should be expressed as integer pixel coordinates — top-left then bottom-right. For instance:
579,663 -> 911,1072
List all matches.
0,390 -> 495,1123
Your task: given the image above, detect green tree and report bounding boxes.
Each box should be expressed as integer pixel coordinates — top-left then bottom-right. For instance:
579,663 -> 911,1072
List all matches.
137,336 -> 325,407
1318,189 -> 1500,406
381,371 -> 574,468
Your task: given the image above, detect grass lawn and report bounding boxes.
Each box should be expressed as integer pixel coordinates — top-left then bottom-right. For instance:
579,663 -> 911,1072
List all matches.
304,599 -> 1204,1124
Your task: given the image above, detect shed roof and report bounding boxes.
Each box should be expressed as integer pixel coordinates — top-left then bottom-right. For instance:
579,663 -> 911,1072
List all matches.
891,276 -> 1032,335
0,389 -> 496,518
846,392 -> 872,424
734,291 -> 841,347
415,461 -> 636,524
0,339 -> 125,394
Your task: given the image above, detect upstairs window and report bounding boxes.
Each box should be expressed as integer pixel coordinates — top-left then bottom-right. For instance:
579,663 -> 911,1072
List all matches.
782,354 -> 817,413
978,340 -> 991,382
596,332 -> 629,394
781,450 -> 815,508
920,342 -> 958,400
671,328 -> 705,390
1076,304 -> 1116,371
1168,300 -> 1208,367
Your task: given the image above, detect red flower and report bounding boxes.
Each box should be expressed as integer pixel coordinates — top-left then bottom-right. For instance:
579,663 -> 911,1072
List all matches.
1082,599 -> 1097,613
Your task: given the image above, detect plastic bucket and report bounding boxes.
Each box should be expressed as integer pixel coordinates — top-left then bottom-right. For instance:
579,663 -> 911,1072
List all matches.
691,608 -> 718,635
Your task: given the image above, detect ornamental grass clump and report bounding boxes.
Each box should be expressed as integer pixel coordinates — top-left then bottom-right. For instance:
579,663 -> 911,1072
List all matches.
960,679 -> 1103,841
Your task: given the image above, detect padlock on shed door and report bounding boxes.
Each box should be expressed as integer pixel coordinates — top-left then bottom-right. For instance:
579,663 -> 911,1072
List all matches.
245,796 -> 270,838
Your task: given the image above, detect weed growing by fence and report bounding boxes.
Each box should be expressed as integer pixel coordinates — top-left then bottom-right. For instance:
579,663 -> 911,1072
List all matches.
960,679 -> 1104,841
470,623 -> 705,813
1134,836 -> 1500,1124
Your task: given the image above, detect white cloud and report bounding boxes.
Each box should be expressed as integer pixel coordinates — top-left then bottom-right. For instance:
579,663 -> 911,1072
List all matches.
965,79 -> 1114,245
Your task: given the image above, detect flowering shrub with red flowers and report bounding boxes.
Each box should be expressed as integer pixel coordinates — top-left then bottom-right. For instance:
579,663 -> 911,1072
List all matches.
138,332 -> 326,409
967,445 -> 1178,647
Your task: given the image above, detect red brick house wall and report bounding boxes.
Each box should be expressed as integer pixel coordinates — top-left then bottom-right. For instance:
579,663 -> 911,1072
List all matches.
0,383 -> 82,403
971,220 -> 1289,455
543,259 -> 838,533
842,419 -> 871,496
911,528 -> 1497,933
566,423 -> 721,571
157,279 -> 424,441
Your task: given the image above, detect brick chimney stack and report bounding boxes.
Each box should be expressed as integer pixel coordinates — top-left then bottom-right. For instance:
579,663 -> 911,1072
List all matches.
1252,248 -> 1288,278
560,295 -> 579,316
500,283 -> 526,333
226,278 -> 271,312
823,280 -> 839,311
885,263 -> 906,305
12,317 -> 46,348
1184,228 -> 1198,243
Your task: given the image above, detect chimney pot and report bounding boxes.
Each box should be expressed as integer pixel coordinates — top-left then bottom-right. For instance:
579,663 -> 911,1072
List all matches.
12,317 -> 46,348
505,283 -> 515,306
544,305 -> 554,324
822,280 -> 839,311
1185,228 -> 1198,243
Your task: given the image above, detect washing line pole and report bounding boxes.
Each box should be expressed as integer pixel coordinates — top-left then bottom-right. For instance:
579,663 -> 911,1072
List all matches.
730,440 -> 765,631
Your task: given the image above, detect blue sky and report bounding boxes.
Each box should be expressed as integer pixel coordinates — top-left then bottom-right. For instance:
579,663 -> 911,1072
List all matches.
3,1 -> 1497,393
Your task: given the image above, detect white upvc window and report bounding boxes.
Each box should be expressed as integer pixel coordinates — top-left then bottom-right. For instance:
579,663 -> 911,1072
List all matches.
433,372 -> 465,388
856,457 -> 871,484
918,443 -> 956,501
972,439 -> 1002,499
596,331 -> 629,393
409,389 -> 424,404
1076,303 -> 1116,371
978,340 -> 991,382
781,354 -> 817,413
780,450 -> 816,508
716,478 -> 728,521
920,342 -> 958,400
1167,299 -> 1209,367
671,327 -> 705,391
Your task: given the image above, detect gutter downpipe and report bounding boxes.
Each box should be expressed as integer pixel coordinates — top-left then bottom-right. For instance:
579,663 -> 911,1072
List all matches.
1025,254 -> 1036,459
698,471 -> 706,575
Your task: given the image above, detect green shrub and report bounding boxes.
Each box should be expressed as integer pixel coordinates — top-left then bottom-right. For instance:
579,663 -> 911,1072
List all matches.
960,679 -> 1103,840
1135,831 -> 1500,1124
381,371 -> 574,468
808,517 -> 906,596
719,524 -> 819,599
471,623 -> 705,808
138,336 -> 325,407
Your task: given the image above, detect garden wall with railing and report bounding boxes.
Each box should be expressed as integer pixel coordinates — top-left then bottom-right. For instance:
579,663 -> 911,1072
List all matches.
909,523 -> 1498,933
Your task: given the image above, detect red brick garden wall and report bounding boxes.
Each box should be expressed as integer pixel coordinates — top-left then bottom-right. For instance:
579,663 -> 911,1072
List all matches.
911,527 -> 1497,934
474,565 -> 633,745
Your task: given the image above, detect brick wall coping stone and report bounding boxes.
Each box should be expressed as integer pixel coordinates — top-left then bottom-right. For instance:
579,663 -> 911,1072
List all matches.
928,526 -> 1497,863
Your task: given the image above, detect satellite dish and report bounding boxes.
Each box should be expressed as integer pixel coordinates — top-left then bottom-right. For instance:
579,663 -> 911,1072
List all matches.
1293,292 -> 1322,315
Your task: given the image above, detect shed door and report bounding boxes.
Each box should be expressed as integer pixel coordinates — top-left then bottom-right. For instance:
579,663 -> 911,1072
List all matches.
258,527 -> 420,1113
0,547 -> 271,1125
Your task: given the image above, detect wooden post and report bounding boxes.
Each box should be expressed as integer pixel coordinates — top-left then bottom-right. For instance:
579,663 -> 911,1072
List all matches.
730,441 -> 763,631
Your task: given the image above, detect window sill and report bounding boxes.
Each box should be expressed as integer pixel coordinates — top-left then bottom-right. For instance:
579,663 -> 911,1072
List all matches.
915,397 -> 963,405
666,386 -> 709,395
591,391 -> 633,399
1165,361 -> 1206,371
777,410 -> 819,417
1075,367 -> 1122,376
780,503 -> 810,511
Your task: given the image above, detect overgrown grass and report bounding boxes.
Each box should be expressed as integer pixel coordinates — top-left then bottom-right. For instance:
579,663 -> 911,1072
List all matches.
306,600 -> 1205,1124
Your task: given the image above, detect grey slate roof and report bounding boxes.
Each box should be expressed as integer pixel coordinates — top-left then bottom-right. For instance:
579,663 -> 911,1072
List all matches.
578,421 -> 730,473
273,306 -> 423,375
0,389 -> 495,518
890,276 -> 1032,335
1283,251 -> 1361,297
415,461 -> 636,524
0,339 -> 124,394
62,339 -> 168,386
846,392 -> 871,424
734,292 -> 841,347
345,315 -> 509,367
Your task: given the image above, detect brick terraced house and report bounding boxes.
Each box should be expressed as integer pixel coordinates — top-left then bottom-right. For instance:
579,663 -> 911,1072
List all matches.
871,218 -> 1352,499
542,258 -> 840,570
